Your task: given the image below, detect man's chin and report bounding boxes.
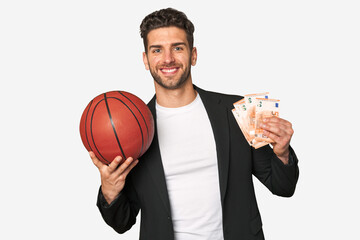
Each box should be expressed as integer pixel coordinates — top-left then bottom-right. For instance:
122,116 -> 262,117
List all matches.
154,78 -> 188,90
159,80 -> 186,90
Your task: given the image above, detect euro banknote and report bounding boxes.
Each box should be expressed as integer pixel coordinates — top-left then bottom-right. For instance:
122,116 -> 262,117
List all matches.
233,93 -> 280,149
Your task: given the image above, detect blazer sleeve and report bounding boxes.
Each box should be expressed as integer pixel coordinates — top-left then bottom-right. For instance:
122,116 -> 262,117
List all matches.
96,175 -> 140,234
252,145 -> 299,197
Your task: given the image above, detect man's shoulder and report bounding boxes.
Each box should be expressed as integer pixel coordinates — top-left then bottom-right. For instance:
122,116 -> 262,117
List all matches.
195,85 -> 243,107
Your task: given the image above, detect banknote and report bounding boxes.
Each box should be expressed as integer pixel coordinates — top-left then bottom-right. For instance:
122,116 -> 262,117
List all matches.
232,108 -> 252,145
232,93 -> 279,149
254,98 -> 280,142
243,92 -> 269,137
233,99 -> 254,143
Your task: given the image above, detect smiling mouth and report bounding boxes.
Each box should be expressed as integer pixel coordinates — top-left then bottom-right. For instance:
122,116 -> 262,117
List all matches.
160,67 -> 179,74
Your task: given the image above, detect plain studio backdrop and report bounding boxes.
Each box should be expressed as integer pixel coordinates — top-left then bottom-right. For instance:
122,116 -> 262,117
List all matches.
0,0 -> 359,239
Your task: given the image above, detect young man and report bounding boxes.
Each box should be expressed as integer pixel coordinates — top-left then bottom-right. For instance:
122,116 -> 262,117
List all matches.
90,8 -> 299,240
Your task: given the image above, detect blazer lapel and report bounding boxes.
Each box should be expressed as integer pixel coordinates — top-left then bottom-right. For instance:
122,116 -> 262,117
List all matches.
196,86 -> 230,203
144,96 -> 172,216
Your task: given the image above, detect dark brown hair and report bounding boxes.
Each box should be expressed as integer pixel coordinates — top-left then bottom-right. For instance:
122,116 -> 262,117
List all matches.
140,8 -> 195,52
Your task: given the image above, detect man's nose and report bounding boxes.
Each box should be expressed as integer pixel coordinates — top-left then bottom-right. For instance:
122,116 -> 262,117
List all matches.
163,50 -> 175,64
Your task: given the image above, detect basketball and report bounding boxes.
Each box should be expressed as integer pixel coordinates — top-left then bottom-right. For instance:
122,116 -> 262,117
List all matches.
79,91 -> 154,164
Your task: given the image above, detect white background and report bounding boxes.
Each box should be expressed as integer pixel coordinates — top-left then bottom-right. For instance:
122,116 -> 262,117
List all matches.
1,0 -> 359,239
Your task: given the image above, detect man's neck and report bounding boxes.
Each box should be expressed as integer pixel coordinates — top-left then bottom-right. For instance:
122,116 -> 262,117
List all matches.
155,80 -> 197,108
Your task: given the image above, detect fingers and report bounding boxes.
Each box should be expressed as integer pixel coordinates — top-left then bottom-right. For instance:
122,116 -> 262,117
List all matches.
262,123 -> 291,139
263,117 -> 293,131
262,130 -> 282,143
108,156 -> 123,172
89,152 -> 139,178
114,157 -> 138,177
260,117 -> 293,147
261,117 -> 294,138
89,151 -> 104,169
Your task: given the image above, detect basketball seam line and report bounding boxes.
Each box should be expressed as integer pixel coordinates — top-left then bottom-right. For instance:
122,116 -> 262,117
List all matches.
118,91 -> 148,157
104,93 -> 127,160
90,99 -> 111,164
110,94 -> 144,159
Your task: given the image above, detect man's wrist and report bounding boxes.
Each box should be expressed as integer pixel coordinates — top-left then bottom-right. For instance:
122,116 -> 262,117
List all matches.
99,187 -> 123,208
101,186 -> 121,205
276,150 -> 290,165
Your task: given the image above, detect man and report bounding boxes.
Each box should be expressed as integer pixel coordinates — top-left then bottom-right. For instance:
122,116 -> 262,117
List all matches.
90,8 -> 299,240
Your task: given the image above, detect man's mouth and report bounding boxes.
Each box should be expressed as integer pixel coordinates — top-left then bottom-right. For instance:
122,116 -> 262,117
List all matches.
160,67 -> 179,74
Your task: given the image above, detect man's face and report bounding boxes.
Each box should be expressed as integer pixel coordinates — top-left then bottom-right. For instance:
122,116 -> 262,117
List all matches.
143,26 -> 197,90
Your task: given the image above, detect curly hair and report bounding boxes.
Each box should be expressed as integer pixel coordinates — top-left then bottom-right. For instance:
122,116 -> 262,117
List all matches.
140,8 -> 195,52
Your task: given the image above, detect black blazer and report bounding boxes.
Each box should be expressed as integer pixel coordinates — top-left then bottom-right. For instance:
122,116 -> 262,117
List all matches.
97,85 -> 299,240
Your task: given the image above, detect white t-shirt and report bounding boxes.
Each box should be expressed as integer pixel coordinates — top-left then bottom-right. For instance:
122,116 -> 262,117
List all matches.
156,94 -> 224,240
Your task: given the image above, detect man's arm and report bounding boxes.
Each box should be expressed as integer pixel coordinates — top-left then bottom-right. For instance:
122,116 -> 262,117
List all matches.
252,117 -> 299,197
252,145 -> 299,197
90,152 -> 140,233
96,177 -> 140,233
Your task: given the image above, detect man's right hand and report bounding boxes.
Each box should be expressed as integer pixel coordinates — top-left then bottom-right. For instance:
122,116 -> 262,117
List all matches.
90,151 -> 139,205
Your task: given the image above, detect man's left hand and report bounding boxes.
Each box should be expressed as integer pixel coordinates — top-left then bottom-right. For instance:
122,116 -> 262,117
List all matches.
261,116 -> 294,165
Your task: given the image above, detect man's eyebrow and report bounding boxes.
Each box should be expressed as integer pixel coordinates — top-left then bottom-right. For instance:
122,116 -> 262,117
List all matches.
172,42 -> 187,47
148,42 -> 187,49
149,45 -> 162,49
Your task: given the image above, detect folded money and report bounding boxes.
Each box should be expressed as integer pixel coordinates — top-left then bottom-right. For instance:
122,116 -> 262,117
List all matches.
232,93 -> 279,149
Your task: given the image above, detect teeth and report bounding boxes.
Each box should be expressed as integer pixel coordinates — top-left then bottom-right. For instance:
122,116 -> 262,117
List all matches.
161,68 -> 177,73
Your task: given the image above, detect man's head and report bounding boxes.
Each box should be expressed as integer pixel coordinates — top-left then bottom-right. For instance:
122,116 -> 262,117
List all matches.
140,8 -> 195,53
140,8 -> 197,91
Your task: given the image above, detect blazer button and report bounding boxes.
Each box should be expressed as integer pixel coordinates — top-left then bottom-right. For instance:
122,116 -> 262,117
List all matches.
167,216 -> 171,220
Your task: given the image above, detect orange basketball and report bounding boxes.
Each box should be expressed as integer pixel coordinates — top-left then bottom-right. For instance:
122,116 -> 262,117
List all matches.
79,91 -> 154,164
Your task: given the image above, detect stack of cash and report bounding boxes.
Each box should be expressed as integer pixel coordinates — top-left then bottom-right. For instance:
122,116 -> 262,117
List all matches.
232,92 -> 280,149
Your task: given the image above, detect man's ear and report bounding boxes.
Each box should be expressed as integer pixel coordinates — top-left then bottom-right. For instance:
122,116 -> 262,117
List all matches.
191,47 -> 197,66
143,52 -> 149,70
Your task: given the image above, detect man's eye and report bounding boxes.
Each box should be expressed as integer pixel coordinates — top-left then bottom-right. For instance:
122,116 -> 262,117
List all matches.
174,47 -> 183,51
153,49 -> 161,53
